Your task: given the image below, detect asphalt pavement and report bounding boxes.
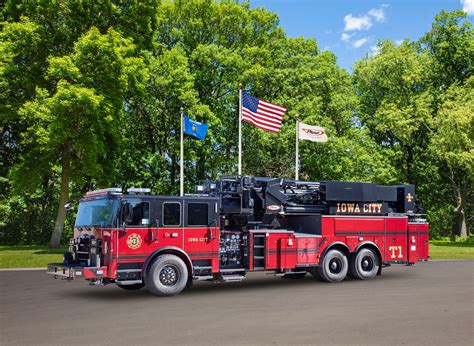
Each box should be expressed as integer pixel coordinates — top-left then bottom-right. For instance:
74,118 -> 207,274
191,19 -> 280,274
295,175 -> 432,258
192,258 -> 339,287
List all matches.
1,260 -> 473,345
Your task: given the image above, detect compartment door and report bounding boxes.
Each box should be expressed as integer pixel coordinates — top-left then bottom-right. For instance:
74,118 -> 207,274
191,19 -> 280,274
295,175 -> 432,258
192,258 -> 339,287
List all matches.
408,222 -> 430,262
407,223 -> 419,263
417,223 -> 429,260
279,238 -> 297,270
385,218 -> 408,262
296,238 -> 318,265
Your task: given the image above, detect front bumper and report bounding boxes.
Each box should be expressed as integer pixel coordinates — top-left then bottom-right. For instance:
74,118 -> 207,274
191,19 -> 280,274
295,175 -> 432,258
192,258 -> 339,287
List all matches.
47,263 -> 108,280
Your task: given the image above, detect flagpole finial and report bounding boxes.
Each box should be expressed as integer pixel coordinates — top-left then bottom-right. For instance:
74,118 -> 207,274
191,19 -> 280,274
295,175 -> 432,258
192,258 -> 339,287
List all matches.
180,107 -> 184,113
239,83 -> 242,90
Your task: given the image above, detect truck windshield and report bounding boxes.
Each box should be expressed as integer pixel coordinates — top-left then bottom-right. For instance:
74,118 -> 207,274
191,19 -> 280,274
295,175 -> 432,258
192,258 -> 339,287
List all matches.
75,199 -> 119,228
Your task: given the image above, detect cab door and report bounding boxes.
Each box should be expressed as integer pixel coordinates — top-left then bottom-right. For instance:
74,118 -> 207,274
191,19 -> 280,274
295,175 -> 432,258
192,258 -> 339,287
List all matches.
117,198 -> 154,261
183,199 -> 220,272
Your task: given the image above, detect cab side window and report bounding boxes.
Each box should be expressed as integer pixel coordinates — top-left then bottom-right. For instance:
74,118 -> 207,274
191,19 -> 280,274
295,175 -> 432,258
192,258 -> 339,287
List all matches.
127,201 -> 150,226
163,202 -> 181,227
187,203 -> 208,226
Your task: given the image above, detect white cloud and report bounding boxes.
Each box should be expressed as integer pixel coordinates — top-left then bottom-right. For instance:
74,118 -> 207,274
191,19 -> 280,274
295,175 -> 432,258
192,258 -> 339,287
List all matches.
461,0 -> 474,15
344,14 -> 372,31
395,39 -> 404,46
353,38 -> 369,48
342,7 -> 385,48
369,8 -> 385,22
371,45 -> 381,55
343,7 -> 386,32
341,32 -> 354,42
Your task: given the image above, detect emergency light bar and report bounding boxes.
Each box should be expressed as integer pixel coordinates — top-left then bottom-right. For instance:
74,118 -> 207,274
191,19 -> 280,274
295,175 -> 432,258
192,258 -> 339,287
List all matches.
127,187 -> 151,194
86,188 -> 122,196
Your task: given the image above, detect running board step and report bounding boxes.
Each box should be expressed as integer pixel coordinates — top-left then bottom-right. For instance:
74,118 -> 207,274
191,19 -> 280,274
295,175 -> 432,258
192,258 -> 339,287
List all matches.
117,280 -> 143,285
219,268 -> 246,273
274,271 -> 307,277
193,275 -> 214,281
221,275 -> 246,282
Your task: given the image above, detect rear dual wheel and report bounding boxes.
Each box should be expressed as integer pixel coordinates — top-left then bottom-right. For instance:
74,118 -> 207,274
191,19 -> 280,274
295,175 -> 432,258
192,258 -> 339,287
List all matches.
312,249 -> 348,282
349,248 -> 379,280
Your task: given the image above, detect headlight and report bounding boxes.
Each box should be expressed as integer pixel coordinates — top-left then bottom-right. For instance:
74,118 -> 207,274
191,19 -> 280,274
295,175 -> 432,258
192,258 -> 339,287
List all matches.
69,238 -> 75,245
91,239 -> 97,246
90,247 -> 97,255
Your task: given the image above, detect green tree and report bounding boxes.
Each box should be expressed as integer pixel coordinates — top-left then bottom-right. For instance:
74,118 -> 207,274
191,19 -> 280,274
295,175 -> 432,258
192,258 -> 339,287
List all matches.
119,47 -> 212,195
421,10 -> 473,236
421,10 -> 473,89
353,40 -> 433,184
429,78 -> 473,237
11,28 -> 143,247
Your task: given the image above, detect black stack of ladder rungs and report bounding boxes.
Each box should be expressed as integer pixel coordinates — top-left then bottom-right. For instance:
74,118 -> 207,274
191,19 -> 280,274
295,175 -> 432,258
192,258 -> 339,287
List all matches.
253,234 -> 266,270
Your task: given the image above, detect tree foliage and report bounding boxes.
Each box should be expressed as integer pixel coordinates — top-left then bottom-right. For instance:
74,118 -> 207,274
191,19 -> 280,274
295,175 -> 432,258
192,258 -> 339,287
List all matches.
0,1 -> 472,245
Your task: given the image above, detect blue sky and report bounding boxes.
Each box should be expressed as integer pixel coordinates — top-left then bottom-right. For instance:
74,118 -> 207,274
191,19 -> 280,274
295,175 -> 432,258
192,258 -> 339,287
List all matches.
249,0 -> 473,71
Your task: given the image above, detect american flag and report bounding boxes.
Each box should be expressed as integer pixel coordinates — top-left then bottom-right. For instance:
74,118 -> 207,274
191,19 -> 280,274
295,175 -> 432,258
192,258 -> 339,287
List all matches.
241,92 -> 287,133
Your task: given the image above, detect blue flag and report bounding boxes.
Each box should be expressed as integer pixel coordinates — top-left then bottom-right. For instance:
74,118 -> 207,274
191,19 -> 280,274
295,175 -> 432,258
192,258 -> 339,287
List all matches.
184,115 -> 208,140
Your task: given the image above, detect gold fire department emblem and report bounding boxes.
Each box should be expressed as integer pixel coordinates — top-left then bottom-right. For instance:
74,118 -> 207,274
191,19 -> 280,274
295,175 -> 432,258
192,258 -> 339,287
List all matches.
127,233 -> 142,250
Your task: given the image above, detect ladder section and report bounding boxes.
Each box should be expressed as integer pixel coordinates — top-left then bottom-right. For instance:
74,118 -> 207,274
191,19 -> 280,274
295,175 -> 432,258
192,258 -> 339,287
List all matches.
253,234 -> 266,270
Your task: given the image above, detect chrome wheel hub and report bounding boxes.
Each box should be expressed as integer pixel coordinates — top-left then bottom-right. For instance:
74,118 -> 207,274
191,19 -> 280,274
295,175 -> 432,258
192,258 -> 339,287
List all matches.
329,258 -> 342,274
361,256 -> 374,272
159,265 -> 179,286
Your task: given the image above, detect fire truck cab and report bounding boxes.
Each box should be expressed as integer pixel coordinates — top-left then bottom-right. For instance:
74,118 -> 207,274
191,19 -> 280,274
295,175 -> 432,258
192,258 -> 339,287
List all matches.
48,176 -> 429,296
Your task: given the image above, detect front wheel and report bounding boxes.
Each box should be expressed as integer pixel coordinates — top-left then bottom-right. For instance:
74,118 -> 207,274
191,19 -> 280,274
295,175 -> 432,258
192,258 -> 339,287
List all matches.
145,254 -> 188,297
316,249 -> 348,283
349,248 -> 379,280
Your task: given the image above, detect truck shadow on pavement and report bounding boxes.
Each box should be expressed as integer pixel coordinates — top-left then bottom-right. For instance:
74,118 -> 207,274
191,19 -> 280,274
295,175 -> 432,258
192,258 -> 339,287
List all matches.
57,270 -> 412,301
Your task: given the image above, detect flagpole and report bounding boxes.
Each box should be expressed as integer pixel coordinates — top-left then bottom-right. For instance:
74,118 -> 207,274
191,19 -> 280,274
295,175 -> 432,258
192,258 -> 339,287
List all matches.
238,86 -> 242,176
180,107 -> 184,196
295,120 -> 299,181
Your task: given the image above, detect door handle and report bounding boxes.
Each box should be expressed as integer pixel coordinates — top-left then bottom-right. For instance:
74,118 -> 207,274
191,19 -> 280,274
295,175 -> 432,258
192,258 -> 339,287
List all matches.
207,229 -> 214,241
149,229 -> 158,242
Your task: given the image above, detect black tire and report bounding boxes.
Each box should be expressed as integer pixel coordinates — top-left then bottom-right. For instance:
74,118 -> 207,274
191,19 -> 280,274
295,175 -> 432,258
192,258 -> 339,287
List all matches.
310,268 -> 322,280
349,248 -> 379,280
316,249 -> 348,283
145,254 -> 188,297
282,272 -> 307,279
116,282 -> 145,290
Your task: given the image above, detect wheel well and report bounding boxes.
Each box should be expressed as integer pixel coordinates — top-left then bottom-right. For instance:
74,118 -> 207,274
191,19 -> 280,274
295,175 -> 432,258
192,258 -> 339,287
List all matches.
354,243 -> 383,275
322,242 -> 351,259
142,248 -> 193,279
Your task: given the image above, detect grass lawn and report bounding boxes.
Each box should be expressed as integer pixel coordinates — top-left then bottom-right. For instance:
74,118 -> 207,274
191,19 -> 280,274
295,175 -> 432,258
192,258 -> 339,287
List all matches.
0,245 -> 67,268
429,241 -> 474,259
0,241 -> 473,268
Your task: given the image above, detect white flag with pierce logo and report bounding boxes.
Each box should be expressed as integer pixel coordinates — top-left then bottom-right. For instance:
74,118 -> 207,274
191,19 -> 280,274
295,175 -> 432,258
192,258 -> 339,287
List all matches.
298,122 -> 328,142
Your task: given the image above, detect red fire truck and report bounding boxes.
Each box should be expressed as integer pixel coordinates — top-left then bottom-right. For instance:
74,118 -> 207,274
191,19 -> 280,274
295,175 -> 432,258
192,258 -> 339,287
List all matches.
47,176 -> 429,296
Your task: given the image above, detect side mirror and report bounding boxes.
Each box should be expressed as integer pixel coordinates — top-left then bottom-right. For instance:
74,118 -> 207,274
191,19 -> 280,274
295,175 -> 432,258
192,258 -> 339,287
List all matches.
64,203 -> 72,211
